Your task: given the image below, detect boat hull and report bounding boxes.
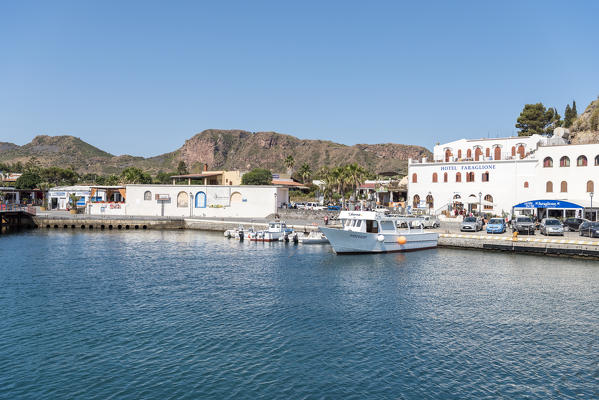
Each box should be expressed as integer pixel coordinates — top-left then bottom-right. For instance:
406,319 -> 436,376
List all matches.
319,227 -> 438,254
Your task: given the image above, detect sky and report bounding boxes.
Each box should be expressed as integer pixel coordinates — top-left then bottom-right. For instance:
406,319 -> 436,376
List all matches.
1,0 -> 598,157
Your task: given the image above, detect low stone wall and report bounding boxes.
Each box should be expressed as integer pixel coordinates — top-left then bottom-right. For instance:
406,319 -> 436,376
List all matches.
184,219 -> 320,233
439,233 -> 599,259
33,215 -> 184,230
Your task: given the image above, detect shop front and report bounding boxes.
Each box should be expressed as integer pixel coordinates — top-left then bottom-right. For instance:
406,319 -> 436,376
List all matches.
512,200 -> 584,220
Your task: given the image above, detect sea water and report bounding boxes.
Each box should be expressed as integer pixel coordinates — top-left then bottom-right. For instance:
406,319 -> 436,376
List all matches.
0,230 -> 597,399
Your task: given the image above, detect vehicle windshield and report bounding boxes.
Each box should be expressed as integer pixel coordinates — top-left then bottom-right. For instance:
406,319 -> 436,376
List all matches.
545,219 -> 561,225
464,217 -> 477,222
517,217 -> 532,223
489,218 -> 503,224
591,222 -> 599,228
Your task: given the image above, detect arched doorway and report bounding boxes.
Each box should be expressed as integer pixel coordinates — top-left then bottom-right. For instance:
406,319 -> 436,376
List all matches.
517,144 -> 525,158
494,146 -> 501,160
475,147 -> 482,161
195,191 -> 206,208
426,194 -> 434,209
412,194 -> 420,208
177,192 -> 189,208
445,149 -> 452,162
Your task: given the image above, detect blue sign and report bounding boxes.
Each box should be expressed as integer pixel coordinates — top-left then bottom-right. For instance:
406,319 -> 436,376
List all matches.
513,200 -> 583,209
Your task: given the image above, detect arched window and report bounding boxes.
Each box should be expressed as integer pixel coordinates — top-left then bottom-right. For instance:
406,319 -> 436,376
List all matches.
560,156 -> 570,167
177,191 -> 189,208
560,181 -> 568,192
443,172 -> 448,183
524,181 -> 529,188
432,173 -> 438,183
494,146 -> 501,160
466,172 -> 475,182
426,194 -> 434,209
445,149 -> 452,162
587,181 -> 594,193
517,144 -> 525,158
484,194 -> 493,210
458,149 -> 462,159
511,146 -> 516,157
577,155 -> 588,166
595,155 -> 599,166
412,173 -> 418,183
456,172 -> 462,182
195,191 -> 206,208
485,148 -> 490,158
543,157 -> 553,168
475,147 -> 482,161
481,171 -> 489,182
412,194 -> 420,208
546,181 -> 553,192
230,191 -> 243,203
467,149 -> 472,159
144,191 -> 152,201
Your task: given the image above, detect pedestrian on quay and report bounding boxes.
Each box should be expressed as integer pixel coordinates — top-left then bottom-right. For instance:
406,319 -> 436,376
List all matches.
324,215 -> 329,225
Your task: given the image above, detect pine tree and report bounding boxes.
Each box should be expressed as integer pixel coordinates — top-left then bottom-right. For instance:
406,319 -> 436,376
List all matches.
564,104 -> 573,128
572,100 -> 577,118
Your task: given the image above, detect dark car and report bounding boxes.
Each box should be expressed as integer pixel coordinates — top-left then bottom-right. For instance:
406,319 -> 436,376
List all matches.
512,216 -> 535,235
579,221 -> 599,238
563,217 -> 589,232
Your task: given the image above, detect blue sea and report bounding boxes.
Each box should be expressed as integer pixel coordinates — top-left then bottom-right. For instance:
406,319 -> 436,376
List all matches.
1,230 -> 598,399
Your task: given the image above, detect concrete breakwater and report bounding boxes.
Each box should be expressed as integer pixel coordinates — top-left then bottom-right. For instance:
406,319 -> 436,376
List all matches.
439,233 -> 599,259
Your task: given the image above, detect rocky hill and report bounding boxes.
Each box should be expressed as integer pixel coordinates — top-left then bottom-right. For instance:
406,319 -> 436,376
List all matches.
0,130 -> 432,176
570,97 -> 599,144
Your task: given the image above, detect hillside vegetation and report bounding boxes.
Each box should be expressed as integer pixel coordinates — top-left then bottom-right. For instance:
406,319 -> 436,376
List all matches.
0,130 -> 431,176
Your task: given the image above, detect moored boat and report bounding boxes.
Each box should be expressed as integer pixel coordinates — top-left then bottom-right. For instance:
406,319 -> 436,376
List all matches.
298,230 -> 329,244
319,211 -> 438,254
249,221 -> 293,242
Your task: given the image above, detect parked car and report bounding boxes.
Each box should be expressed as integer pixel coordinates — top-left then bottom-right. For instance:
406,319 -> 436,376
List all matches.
460,216 -> 482,232
539,218 -> 564,236
486,218 -> 506,234
419,215 -> 440,229
579,221 -> 599,238
327,205 -> 341,211
512,216 -> 535,235
294,202 -> 306,209
305,202 -> 326,210
563,217 -> 589,232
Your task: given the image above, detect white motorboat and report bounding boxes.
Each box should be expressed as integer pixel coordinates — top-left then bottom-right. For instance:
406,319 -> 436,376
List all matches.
319,211 -> 438,254
224,225 -> 254,240
249,221 -> 293,242
297,230 -> 329,244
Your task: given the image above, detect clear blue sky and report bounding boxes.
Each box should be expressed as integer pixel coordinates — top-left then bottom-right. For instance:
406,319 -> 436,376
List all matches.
1,0 -> 598,156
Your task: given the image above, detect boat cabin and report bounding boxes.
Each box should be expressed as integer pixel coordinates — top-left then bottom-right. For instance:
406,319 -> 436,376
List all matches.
338,211 -> 398,234
268,221 -> 289,232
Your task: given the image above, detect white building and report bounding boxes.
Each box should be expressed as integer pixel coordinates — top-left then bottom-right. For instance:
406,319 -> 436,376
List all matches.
47,186 -> 96,210
408,134 -> 599,221
88,184 -> 289,218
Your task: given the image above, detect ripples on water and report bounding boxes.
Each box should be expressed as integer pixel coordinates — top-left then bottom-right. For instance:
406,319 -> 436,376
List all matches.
0,230 -> 597,399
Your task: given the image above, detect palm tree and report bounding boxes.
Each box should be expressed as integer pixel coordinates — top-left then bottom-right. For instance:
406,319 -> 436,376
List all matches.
298,163 -> 312,184
344,163 -> 368,199
284,155 -> 295,174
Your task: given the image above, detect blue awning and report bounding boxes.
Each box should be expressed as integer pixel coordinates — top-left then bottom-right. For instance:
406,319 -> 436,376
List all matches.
513,200 -> 583,209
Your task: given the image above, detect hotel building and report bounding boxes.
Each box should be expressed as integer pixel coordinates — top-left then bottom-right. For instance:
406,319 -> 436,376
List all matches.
408,131 -> 599,220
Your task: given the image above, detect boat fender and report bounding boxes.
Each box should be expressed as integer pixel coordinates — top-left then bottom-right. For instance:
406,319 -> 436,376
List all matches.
377,234 -> 385,242
397,236 -> 407,245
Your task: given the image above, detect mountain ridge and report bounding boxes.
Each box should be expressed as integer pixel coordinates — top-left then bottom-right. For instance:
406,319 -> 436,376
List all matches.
0,130 -> 432,176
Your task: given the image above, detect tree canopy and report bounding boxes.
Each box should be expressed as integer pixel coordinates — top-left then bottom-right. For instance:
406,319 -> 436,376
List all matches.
515,103 -> 562,136
564,100 -> 578,128
120,167 -> 152,184
241,168 -> 273,185
15,171 -> 42,189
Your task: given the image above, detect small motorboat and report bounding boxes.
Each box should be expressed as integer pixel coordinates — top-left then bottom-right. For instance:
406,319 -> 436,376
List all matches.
298,231 -> 329,244
249,221 -> 293,242
224,225 -> 254,241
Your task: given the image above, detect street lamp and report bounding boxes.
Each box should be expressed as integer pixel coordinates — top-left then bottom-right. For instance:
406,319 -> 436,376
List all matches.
590,191 -> 594,221
478,191 -> 482,216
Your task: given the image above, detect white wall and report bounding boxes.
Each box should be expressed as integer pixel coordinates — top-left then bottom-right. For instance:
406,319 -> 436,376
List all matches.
101,185 -> 289,218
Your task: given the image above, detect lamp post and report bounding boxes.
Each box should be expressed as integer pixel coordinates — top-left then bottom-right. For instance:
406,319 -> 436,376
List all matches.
478,191 -> 482,217
590,191 -> 594,221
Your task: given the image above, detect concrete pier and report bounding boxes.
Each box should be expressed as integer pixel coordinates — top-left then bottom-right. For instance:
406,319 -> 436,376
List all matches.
439,233 -> 599,259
